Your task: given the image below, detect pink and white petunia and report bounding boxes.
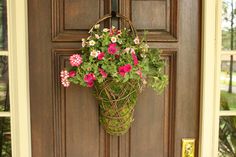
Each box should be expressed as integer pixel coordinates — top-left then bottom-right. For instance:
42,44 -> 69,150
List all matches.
69,54 -> 83,67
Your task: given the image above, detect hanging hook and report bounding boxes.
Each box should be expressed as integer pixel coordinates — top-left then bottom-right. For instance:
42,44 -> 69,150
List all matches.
111,11 -> 117,18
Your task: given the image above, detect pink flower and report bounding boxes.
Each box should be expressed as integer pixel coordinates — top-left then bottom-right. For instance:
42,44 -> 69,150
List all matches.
108,43 -> 117,55
99,68 -> 108,78
136,70 -> 142,78
60,70 -> 70,87
84,73 -> 96,87
69,54 -> 83,67
60,70 -> 69,79
69,71 -> 76,77
115,54 -> 120,59
131,52 -> 138,66
98,52 -> 105,60
87,81 -> 94,87
118,64 -> 132,77
61,78 -> 70,87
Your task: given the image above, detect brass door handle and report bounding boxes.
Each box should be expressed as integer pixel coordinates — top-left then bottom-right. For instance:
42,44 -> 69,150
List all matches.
182,139 -> 195,157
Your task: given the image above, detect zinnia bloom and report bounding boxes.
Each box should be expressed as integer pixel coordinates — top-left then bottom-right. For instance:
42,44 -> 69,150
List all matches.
118,64 -> 132,77
99,68 -> 108,78
69,54 -> 83,67
108,43 -> 117,55
98,52 -> 105,60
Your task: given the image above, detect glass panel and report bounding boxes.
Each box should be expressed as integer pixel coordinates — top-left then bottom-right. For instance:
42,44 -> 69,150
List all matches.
219,116 -> 236,157
0,117 -> 11,157
222,0 -> 236,51
220,54 -> 236,110
0,56 -> 9,111
0,0 -> 7,50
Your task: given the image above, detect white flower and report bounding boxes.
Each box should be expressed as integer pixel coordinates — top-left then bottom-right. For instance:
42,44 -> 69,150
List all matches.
112,26 -> 115,29
134,37 -> 140,44
95,34 -> 100,39
82,38 -> 86,47
142,79 -> 147,85
141,53 -> 146,58
111,37 -> 117,43
89,40 -> 96,46
90,50 -> 98,58
103,28 -> 109,32
94,24 -> 100,29
124,48 -> 131,53
130,48 -> 135,54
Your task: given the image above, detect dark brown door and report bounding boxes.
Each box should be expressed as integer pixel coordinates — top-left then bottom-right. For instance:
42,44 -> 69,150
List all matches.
28,0 -> 201,157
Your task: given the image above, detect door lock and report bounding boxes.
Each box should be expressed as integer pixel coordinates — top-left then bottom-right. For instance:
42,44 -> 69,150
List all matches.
182,138 -> 195,157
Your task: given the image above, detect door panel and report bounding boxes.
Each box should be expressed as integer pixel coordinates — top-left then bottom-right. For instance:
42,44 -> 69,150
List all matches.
29,0 -> 201,157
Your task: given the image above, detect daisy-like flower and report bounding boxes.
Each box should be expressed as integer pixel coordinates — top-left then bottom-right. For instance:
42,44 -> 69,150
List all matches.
103,28 -> 109,32
95,34 -> 100,39
89,40 -> 96,46
82,38 -> 86,47
111,37 -> 117,43
134,36 -> 140,44
90,50 -> 99,58
94,24 -> 100,29
69,54 -> 83,66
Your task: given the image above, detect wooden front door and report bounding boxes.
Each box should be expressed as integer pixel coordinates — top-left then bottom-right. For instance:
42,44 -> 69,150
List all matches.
28,0 -> 201,157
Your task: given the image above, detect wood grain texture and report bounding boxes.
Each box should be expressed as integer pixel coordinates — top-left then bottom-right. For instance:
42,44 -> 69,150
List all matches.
120,0 -> 177,42
52,0 -> 110,41
132,1 -> 167,30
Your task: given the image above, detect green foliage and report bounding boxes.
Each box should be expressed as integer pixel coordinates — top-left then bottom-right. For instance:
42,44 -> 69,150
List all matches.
219,93 -> 236,157
145,49 -> 168,93
62,25 -> 168,94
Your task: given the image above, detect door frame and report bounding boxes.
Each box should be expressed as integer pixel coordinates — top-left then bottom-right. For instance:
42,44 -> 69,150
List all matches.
11,0 -> 219,156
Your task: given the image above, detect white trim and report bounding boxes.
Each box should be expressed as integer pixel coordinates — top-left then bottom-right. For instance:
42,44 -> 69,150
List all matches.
0,112 -> 11,117
199,0 -> 220,156
219,111 -> 236,116
0,51 -> 8,56
8,0 -> 32,157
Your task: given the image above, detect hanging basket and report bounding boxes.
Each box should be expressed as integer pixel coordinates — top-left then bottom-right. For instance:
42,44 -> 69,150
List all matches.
60,12 -> 168,136
90,13 -> 141,135
95,79 -> 141,135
